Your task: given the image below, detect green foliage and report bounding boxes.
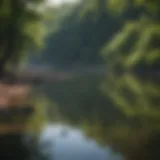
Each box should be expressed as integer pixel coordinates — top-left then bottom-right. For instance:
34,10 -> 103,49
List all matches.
0,0 -> 47,72
26,93 -> 49,133
135,0 -> 160,13
103,72 -> 160,120
102,17 -> 160,71
107,0 -> 129,14
30,0 -> 125,69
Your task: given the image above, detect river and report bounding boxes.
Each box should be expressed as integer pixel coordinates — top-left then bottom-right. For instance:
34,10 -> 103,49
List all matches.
38,124 -> 124,160
0,72 -> 159,160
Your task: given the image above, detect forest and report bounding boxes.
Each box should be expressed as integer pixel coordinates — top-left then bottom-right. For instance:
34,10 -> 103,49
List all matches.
0,0 -> 160,160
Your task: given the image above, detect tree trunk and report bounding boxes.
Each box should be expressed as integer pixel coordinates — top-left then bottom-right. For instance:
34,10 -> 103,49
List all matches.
0,0 -> 23,77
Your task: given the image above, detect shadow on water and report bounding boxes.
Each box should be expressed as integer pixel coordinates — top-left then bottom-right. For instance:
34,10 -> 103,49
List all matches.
0,134 -> 30,160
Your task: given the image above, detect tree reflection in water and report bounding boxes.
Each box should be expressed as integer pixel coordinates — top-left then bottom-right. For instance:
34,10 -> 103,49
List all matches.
51,72 -> 160,160
1,72 -> 159,160
89,72 -> 160,160
101,72 -> 159,159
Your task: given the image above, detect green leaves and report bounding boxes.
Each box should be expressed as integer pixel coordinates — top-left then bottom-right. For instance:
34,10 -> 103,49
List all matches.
0,0 -> 47,71
0,0 -> 12,17
107,0 -> 129,14
102,17 -> 160,70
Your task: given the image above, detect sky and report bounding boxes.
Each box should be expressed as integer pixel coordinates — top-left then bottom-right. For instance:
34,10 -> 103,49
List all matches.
29,0 -> 80,15
47,0 -> 79,6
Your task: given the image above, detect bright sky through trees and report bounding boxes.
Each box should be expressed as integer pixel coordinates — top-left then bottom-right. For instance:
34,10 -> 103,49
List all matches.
47,0 -> 80,6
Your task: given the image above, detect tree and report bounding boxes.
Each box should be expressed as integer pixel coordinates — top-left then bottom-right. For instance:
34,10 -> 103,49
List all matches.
30,0 -> 125,70
0,0 -> 47,75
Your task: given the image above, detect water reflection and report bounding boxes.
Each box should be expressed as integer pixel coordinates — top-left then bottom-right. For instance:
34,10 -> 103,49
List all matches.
40,125 -> 123,160
102,72 -> 160,119
41,72 -> 160,160
0,72 -> 159,160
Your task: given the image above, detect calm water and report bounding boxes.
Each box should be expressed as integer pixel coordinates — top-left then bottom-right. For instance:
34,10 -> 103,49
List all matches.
36,72 -> 160,160
0,72 -> 159,160
39,124 -> 124,160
